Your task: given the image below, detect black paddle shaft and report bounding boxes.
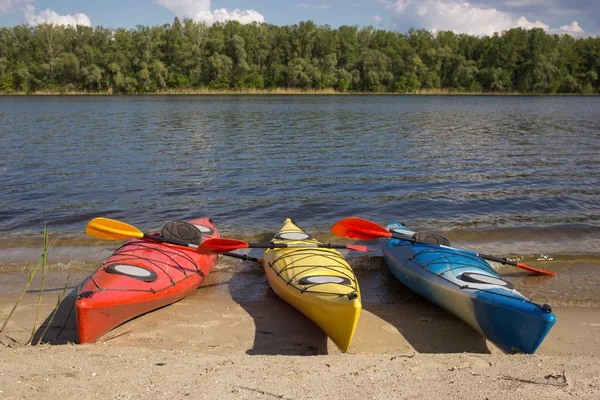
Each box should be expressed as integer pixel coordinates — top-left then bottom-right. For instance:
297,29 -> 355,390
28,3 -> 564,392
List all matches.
389,232 -> 515,267
144,233 -> 188,247
249,242 -> 350,250
145,235 -> 261,262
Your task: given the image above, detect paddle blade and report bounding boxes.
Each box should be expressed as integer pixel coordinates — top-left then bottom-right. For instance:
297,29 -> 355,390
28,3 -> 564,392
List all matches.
515,262 -> 556,276
346,245 -> 376,252
86,218 -> 144,240
197,238 -> 249,255
331,217 -> 392,240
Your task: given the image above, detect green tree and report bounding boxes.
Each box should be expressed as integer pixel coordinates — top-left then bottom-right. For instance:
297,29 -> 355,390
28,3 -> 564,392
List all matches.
82,63 -> 103,90
359,49 -> 391,91
0,19 -> 597,94
0,73 -> 14,92
207,53 -> 233,89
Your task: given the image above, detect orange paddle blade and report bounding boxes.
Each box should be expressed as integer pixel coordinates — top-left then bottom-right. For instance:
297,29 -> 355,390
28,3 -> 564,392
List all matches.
479,253 -> 557,276
334,217 -> 556,276
331,217 -> 392,240
86,217 -> 144,240
516,262 -> 556,276
197,238 -> 249,255
346,244 -> 374,252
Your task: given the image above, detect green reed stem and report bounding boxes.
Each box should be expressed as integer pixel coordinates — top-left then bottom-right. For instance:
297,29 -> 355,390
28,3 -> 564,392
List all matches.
0,228 -> 48,334
28,224 -> 50,344
36,273 -> 71,345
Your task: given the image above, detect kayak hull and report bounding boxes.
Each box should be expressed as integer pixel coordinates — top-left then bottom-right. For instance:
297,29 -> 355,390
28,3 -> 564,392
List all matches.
381,222 -> 556,354
263,219 -> 361,352
76,218 -> 218,344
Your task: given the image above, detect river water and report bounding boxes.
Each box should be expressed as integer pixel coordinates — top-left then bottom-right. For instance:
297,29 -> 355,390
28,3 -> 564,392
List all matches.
1,95 -> 599,306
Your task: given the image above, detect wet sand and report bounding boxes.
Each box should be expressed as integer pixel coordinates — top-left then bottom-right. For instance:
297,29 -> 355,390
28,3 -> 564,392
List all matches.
1,268 -> 600,399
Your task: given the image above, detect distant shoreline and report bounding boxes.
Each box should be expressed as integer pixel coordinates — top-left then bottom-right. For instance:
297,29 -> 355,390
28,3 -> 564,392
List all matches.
1,89 -> 598,96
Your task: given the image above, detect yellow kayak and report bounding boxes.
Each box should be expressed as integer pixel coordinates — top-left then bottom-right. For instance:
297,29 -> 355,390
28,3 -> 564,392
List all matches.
263,218 -> 361,352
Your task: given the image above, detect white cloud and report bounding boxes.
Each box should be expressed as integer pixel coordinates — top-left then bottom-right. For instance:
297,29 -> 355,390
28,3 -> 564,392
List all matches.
212,8 -> 264,24
515,15 -> 548,30
155,0 -> 264,25
0,0 -> 32,14
23,5 -> 91,27
213,8 -> 265,24
387,0 -> 514,36
385,0 -> 585,36
557,20 -> 583,34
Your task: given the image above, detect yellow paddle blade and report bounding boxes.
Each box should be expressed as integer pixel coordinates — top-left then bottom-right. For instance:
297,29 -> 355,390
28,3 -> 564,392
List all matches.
86,217 -> 144,240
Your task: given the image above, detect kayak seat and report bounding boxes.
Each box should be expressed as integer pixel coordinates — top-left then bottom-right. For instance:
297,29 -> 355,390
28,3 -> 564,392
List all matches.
161,220 -> 202,245
412,231 -> 451,247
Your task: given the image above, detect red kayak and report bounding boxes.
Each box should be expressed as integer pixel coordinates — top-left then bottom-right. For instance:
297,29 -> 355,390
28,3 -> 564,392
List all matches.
76,218 -> 218,343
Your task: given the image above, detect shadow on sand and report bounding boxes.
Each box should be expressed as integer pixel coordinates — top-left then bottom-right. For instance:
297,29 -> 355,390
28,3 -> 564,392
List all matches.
30,278 -> 237,346
30,255 -> 491,354
352,256 -> 491,354
31,288 -> 79,345
227,253 -> 330,355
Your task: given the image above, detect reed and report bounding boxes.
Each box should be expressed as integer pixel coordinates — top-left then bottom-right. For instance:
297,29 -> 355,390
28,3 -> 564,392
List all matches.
0,226 -> 49,334
154,87 -> 340,95
28,224 -> 49,344
3,87 -> 595,96
0,226 -> 71,346
35,273 -> 71,345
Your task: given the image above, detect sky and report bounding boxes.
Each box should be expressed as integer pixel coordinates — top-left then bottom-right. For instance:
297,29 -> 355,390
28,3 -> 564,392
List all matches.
0,0 -> 598,37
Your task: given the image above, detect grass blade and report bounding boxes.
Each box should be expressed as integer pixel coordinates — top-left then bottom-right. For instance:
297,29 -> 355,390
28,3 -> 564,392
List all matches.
28,225 -> 50,344
36,273 -> 71,345
0,252 -> 45,334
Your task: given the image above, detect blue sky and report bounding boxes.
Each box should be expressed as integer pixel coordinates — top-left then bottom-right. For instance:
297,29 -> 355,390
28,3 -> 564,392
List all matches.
0,0 -> 598,37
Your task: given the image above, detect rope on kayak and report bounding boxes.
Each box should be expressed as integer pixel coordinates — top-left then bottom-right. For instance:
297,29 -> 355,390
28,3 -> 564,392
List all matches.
115,241 -> 202,277
409,247 -> 496,274
267,224 -> 359,299
403,244 -> 536,303
84,241 -> 205,296
267,248 -> 359,298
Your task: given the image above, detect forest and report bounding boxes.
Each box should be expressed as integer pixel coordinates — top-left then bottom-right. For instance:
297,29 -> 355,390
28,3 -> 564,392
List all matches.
0,19 -> 599,94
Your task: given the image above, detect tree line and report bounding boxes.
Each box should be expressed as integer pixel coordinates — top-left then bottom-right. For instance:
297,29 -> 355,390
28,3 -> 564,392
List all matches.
0,19 -> 598,94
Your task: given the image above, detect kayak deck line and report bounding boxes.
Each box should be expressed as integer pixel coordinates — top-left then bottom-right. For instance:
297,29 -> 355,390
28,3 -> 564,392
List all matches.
263,218 -> 362,352
382,221 -> 556,354
76,217 -> 219,344
266,248 -> 359,298
404,244 -> 549,307
78,241 -> 205,299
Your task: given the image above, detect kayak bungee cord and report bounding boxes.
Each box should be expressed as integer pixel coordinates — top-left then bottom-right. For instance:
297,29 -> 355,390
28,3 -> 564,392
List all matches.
266,248 -> 359,298
403,243 -> 549,306
332,217 -> 556,276
77,217 -> 220,344
80,241 -> 202,297
260,218 -> 362,353
409,246 -> 496,274
114,241 -> 203,277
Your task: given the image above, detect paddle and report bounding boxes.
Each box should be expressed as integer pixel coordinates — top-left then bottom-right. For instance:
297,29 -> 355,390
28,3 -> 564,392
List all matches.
197,238 -> 373,255
87,217 -> 185,243
85,217 -> 262,262
331,217 -> 556,276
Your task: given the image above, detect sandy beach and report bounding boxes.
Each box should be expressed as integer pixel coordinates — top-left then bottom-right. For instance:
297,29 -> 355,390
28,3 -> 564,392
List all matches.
1,267 -> 599,400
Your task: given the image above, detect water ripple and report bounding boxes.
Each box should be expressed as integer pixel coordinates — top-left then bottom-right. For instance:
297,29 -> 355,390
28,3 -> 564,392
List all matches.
0,95 -> 598,247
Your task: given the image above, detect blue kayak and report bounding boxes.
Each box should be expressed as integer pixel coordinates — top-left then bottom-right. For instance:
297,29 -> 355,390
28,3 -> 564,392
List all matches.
381,222 -> 556,354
